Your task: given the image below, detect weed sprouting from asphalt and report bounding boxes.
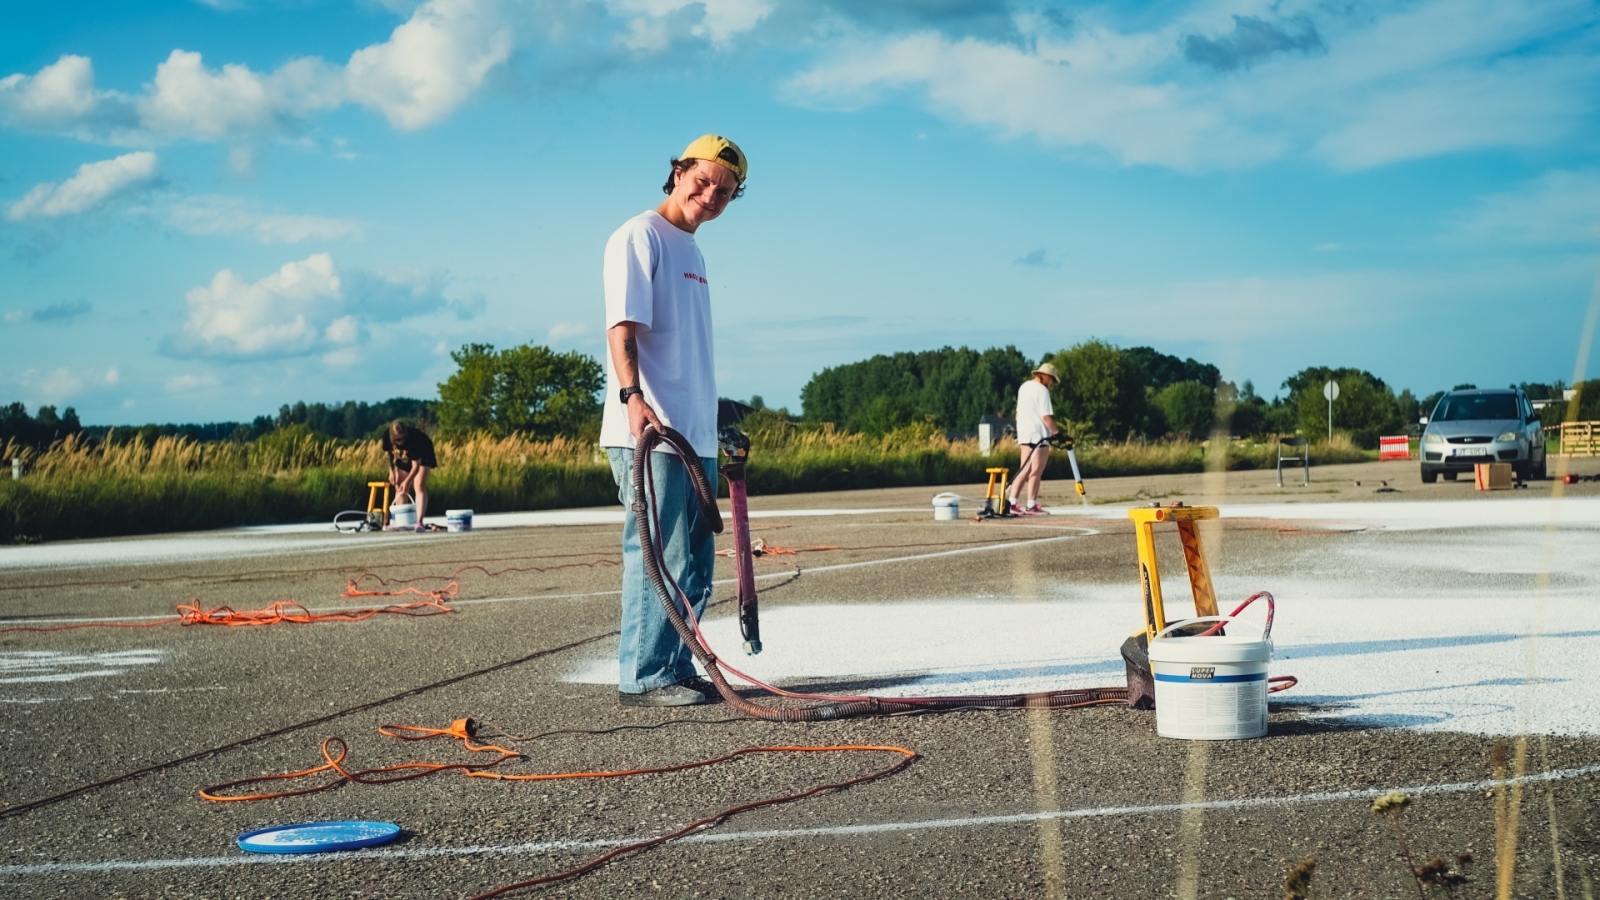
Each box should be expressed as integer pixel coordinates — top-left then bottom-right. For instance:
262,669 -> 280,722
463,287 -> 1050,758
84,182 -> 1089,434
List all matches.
1371,790 -> 1476,898
1283,856 -> 1317,899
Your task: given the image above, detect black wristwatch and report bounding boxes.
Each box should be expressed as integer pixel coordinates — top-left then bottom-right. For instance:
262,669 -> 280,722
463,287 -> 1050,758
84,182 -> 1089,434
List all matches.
618,386 -> 644,405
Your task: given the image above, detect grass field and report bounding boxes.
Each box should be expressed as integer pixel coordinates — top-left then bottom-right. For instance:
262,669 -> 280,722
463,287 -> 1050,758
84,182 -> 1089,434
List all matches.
0,422 -> 1369,542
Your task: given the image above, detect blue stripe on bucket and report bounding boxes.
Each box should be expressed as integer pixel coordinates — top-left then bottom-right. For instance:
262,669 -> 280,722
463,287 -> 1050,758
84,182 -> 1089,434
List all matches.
1154,672 -> 1268,683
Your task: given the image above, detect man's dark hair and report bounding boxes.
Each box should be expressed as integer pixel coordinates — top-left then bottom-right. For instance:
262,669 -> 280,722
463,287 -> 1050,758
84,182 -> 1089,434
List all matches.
662,158 -> 746,200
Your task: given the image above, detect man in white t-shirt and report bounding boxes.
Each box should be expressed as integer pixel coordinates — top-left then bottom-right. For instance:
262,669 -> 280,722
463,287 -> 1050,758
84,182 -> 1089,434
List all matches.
601,134 -> 746,707
1008,362 -> 1060,515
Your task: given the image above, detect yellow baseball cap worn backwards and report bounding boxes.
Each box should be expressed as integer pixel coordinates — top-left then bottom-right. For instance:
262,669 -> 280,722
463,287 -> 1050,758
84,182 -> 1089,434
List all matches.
680,134 -> 747,184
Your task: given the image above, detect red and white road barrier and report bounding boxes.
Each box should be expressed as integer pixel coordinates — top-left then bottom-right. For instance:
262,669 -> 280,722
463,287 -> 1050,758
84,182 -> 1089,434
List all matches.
1379,435 -> 1412,461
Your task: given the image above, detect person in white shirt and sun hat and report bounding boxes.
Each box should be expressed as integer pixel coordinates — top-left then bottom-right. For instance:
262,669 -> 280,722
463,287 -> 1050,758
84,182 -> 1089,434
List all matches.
600,134 -> 747,707
1008,362 -> 1061,516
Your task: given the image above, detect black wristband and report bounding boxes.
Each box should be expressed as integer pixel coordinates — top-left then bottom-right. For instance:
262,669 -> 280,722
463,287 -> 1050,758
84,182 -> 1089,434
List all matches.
619,386 -> 643,405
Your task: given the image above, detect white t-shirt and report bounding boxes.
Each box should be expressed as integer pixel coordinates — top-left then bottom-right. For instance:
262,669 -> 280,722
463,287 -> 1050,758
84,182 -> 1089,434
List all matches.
598,211 -> 718,458
1015,379 -> 1055,445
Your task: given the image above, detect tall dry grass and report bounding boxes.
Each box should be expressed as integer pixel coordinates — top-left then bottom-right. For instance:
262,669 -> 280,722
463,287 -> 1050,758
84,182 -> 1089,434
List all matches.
0,425 -> 1371,542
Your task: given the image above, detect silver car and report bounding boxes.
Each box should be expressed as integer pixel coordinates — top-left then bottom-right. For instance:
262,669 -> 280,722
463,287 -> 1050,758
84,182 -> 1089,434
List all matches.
1419,388 -> 1546,483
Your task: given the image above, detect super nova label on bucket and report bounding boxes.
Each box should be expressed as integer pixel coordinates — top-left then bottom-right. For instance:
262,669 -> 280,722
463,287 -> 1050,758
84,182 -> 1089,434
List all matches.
1189,667 -> 1215,680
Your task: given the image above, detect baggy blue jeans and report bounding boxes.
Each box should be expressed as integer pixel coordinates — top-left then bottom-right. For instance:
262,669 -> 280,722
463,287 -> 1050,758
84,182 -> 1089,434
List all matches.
607,448 -> 718,694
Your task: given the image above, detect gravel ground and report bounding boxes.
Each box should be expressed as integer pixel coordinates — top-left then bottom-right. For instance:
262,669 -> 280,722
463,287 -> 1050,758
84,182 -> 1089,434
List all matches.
2,458 -> 1599,899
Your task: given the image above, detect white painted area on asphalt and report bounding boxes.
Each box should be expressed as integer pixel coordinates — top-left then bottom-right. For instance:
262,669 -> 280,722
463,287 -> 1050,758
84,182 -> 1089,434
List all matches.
247,506 -> 923,534
0,506 -> 919,571
0,649 -> 165,685
569,499 -> 1600,737
563,585 -> 1600,736
0,532 -> 420,573
1052,496 -> 1600,531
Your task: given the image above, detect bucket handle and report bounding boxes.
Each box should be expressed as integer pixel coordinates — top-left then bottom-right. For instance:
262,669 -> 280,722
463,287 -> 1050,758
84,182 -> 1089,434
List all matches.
1153,615 -> 1269,643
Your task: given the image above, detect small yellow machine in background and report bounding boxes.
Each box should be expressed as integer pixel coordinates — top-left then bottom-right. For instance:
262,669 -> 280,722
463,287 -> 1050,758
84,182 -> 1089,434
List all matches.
975,467 -> 1010,520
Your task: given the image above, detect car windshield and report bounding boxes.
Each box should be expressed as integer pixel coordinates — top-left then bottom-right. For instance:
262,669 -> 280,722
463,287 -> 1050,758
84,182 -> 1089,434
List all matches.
1432,394 -> 1520,422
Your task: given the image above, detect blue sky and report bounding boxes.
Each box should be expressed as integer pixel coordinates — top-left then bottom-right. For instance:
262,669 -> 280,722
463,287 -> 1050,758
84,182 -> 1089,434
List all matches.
2,0 -> 1598,425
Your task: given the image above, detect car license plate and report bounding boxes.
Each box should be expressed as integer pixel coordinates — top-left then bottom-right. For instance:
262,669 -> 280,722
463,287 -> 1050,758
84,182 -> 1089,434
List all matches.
1453,447 -> 1488,457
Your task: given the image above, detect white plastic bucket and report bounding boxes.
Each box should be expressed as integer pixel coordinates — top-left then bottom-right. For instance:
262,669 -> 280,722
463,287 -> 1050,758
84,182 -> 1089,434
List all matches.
931,492 -> 961,521
445,509 -> 473,532
1148,616 -> 1271,740
389,503 -> 417,528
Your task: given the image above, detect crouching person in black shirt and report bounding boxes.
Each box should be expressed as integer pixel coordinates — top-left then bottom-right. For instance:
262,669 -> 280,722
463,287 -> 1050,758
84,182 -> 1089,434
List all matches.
383,421 -> 437,532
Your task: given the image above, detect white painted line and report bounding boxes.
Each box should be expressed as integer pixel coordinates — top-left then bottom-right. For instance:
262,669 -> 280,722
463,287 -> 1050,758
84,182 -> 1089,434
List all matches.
1053,496 -> 1600,531
7,762 -> 1596,877
1,531 -> 1089,627
242,507 -> 925,535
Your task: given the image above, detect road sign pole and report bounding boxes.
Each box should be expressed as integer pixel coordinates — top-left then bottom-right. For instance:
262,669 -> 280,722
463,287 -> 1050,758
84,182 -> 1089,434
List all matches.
1322,380 -> 1340,442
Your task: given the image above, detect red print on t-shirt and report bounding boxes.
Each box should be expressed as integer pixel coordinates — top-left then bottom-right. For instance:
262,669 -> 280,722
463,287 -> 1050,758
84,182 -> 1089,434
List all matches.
683,272 -> 708,285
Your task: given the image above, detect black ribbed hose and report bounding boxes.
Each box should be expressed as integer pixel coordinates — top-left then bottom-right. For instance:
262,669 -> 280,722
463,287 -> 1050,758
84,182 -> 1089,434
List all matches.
631,425 -> 1127,720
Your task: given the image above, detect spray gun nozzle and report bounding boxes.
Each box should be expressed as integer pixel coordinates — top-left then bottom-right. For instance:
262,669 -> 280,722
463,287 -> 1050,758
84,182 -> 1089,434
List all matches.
718,427 -> 750,460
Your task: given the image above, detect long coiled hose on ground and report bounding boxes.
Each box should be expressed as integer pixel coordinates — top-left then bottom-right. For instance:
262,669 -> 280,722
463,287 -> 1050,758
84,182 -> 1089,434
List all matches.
631,425 -> 1129,721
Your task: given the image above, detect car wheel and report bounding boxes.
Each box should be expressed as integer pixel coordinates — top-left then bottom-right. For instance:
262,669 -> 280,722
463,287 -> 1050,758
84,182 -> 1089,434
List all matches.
1442,471 -> 1458,481
1421,469 -> 1438,484
1514,462 -> 1531,480
1533,455 -> 1547,480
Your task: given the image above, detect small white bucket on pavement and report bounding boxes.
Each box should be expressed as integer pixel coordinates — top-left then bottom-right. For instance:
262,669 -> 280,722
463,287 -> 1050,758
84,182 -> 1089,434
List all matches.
445,509 -> 473,532
389,503 -> 417,528
931,492 -> 961,521
1148,616 -> 1271,740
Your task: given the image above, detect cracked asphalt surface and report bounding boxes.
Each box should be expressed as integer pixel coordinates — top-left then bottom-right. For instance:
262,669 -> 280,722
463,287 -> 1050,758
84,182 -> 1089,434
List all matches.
3,458 -> 1599,899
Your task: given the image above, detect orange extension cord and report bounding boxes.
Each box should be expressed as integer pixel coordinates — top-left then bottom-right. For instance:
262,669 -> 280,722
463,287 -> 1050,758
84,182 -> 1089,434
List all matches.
713,537 -> 838,558
0,582 -> 456,634
198,717 -> 916,899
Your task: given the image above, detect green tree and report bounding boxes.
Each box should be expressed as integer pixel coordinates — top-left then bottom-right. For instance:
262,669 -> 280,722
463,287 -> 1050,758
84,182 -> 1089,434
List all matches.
436,343 -> 603,439
1572,379 -> 1600,422
494,343 -> 604,439
436,343 -> 498,436
1283,366 -> 1402,447
1216,380 -> 1270,437
1124,347 -> 1220,392
1045,339 -> 1148,440
1152,380 -> 1215,439
800,346 -> 1033,433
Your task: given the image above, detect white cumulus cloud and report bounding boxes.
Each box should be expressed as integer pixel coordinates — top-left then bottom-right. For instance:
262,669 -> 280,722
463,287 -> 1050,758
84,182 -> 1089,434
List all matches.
171,253 -> 340,358
163,252 -> 469,360
135,50 -> 342,141
608,0 -> 775,50
786,0 -> 1600,171
0,0 -> 512,144
166,195 -> 364,244
345,0 -> 514,130
6,152 -> 159,221
0,55 -> 138,140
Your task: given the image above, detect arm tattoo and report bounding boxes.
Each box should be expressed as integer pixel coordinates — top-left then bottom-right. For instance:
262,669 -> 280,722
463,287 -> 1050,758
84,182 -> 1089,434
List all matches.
623,335 -> 638,364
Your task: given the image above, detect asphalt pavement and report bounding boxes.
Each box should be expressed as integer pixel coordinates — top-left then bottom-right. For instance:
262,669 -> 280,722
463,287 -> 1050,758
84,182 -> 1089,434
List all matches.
3,457 -> 1599,899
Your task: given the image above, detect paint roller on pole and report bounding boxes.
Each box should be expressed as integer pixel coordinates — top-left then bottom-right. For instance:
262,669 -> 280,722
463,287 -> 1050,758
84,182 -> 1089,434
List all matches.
1048,431 -> 1089,505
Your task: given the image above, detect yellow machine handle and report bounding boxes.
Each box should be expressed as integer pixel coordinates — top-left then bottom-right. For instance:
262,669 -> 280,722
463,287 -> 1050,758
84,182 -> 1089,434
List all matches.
1126,504 -> 1220,643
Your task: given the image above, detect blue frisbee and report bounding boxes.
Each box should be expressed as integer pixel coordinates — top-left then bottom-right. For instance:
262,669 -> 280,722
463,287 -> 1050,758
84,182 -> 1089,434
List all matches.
237,821 -> 401,854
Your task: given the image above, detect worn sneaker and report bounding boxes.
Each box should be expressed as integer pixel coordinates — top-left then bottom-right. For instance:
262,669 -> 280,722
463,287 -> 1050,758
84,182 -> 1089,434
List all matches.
1019,505 -> 1048,516
618,682 -> 709,707
677,675 -> 723,703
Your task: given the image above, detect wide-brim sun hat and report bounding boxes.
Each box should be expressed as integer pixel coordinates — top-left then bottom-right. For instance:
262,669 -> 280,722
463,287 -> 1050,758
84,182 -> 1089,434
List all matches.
1032,362 -> 1059,380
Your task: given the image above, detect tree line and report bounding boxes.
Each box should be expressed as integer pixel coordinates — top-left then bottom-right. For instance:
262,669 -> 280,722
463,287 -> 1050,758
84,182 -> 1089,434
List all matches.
797,341 -> 1600,448
5,340 -> 1597,451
